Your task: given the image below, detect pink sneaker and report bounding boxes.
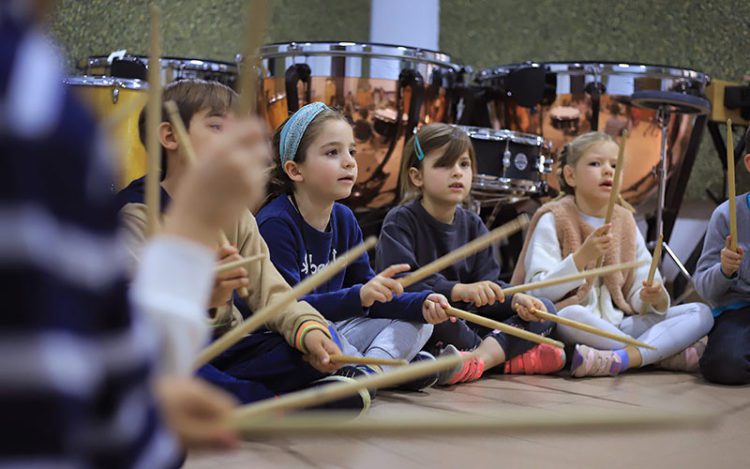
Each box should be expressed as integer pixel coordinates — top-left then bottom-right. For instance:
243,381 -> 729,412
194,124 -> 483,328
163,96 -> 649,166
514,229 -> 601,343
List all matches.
437,345 -> 486,385
657,337 -> 707,372
504,344 -> 566,375
570,344 -> 625,378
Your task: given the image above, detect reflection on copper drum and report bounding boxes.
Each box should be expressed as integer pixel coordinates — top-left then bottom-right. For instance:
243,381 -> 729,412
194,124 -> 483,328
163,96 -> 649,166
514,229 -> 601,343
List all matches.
550,106 -> 580,134
258,42 -> 463,209
477,62 -> 709,207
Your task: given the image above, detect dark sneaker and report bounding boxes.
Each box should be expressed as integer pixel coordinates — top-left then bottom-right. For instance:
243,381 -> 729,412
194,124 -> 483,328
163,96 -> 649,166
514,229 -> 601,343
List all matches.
334,364 -> 380,399
307,375 -> 371,415
397,351 -> 439,391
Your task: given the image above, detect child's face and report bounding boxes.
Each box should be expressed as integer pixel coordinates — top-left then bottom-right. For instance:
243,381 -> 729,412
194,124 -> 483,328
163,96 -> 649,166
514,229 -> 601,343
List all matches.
564,140 -> 621,207
296,119 -> 357,201
412,147 -> 473,206
187,108 -> 236,161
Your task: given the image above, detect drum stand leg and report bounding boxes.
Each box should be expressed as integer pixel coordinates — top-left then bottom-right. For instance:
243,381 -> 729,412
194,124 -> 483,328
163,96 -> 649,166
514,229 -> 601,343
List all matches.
653,107 -> 694,301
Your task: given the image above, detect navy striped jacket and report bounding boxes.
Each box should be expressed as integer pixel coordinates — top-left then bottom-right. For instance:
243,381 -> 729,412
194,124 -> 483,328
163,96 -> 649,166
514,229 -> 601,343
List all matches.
0,9 -> 179,468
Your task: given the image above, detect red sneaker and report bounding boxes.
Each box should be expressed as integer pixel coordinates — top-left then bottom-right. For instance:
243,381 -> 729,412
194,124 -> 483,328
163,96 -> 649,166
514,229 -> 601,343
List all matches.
437,344 -> 486,385
504,344 -> 566,375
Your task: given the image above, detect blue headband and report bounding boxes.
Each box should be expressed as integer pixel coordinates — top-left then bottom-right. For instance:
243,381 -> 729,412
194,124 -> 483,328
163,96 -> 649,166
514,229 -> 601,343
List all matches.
279,102 -> 330,164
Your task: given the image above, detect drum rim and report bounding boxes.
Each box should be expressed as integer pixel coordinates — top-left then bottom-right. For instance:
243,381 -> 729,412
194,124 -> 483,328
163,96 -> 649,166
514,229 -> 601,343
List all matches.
477,61 -> 709,83
453,125 -> 549,147
259,41 -> 462,70
86,55 -> 238,72
63,75 -> 148,90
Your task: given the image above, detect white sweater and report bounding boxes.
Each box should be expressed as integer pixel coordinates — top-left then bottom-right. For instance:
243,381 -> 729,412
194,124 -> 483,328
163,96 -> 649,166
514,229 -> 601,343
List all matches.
523,212 -> 669,326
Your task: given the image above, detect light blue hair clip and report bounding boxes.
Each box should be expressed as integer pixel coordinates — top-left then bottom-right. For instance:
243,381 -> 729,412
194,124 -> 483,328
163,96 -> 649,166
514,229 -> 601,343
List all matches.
414,129 -> 425,161
279,102 -> 330,164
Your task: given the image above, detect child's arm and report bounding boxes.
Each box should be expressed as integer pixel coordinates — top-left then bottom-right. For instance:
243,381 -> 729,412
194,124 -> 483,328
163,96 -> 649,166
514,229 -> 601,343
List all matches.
627,230 -> 669,314
256,217 -> 366,322
523,213 -> 586,301
695,206 -> 738,304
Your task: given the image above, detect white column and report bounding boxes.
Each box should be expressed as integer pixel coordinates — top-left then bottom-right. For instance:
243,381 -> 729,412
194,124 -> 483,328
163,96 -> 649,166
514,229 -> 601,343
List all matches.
370,0 -> 440,50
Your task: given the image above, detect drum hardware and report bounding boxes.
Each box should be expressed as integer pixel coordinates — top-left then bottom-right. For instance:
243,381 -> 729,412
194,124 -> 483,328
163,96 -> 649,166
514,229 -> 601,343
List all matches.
631,90 -> 711,289
285,63 -> 312,114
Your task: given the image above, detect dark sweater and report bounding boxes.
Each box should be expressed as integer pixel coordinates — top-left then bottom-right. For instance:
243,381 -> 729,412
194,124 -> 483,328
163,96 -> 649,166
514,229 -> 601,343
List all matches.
256,195 -> 430,323
377,199 -> 518,317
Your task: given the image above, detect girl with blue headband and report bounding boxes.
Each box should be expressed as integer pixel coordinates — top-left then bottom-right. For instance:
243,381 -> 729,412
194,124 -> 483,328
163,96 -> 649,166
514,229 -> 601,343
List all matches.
257,103 -> 453,391
377,123 -> 563,385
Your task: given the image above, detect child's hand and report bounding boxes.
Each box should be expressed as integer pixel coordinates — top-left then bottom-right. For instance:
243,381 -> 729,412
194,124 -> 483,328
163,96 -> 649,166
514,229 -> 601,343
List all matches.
450,281 -> 505,307
422,294 -> 455,324
155,376 -> 238,450
511,293 -> 546,322
573,223 -> 612,270
721,235 -> 744,277
303,329 -> 342,374
640,281 -> 668,312
210,245 -> 249,309
360,264 -> 410,307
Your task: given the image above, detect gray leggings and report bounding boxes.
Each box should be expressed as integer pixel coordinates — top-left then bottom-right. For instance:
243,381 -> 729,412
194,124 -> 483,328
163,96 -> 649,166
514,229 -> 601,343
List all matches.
333,317 -> 433,370
555,303 -> 714,366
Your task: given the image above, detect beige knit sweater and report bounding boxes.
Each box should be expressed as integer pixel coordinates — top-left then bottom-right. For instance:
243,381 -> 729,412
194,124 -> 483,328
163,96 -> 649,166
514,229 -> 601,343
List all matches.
119,202 -> 329,349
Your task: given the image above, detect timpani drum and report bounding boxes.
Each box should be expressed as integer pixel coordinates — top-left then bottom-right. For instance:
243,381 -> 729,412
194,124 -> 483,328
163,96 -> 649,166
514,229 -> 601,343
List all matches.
258,42 -> 464,209
477,62 -> 710,206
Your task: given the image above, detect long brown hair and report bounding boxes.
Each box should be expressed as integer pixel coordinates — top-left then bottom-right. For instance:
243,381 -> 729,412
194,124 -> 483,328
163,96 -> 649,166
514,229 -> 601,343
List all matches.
398,123 -> 477,204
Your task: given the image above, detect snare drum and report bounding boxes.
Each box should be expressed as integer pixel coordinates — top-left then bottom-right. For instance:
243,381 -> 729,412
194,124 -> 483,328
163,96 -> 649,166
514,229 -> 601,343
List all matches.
455,126 -> 552,196
477,62 -> 710,205
64,76 -> 147,190
258,42 -> 463,209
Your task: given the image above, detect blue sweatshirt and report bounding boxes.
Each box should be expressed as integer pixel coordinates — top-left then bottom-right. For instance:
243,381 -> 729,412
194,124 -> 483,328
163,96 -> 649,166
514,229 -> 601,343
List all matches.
694,192 -> 750,316
256,195 -> 430,323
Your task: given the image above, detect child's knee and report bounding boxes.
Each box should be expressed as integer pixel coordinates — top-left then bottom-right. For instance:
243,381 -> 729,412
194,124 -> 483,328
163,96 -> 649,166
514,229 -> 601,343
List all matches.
700,349 -> 750,385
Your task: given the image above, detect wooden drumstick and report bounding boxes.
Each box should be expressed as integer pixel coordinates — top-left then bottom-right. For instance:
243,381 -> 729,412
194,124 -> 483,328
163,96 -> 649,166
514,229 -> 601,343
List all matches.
194,237 -> 376,369
645,233 -> 664,286
234,408 -> 714,437
232,352 -> 469,420
596,130 -> 628,267
445,306 -> 564,349
145,4 -> 162,237
640,233 -> 664,315
328,355 -> 408,367
530,308 -> 655,350
727,119 -> 738,251
215,253 -> 266,274
238,0 -> 269,115
165,100 -> 251,298
503,260 -> 646,296
399,215 -> 529,288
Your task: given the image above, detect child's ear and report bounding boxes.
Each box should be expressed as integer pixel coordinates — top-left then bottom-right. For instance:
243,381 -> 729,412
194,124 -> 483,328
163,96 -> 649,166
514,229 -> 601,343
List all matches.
744,153 -> 750,174
562,164 -> 576,188
408,167 -> 424,188
284,160 -> 304,183
159,122 -> 178,151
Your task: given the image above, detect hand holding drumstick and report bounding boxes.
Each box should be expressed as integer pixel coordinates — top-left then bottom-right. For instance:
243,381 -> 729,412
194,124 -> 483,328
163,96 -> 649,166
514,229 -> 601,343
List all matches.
721,235 -> 744,277
573,224 -> 613,270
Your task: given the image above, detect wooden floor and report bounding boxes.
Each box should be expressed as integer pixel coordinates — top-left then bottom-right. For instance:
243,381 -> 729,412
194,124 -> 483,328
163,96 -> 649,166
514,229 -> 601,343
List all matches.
185,371 -> 749,468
